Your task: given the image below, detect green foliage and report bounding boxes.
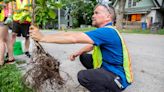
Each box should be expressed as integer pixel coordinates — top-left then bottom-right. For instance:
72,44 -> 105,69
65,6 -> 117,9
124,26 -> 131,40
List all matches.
64,27 -> 164,35
0,64 -> 33,92
0,0 -> 15,3
0,0 -> 15,10
0,4 -> 3,10
34,0 -> 62,27
63,27 -> 96,32
0,0 -> 62,28
133,0 -> 142,2
119,29 -> 164,35
61,0 -> 97,27
157,29 -> 164,34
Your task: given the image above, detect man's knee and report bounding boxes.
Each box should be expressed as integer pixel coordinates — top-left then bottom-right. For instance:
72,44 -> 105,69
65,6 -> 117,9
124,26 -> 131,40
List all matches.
77,70 -> 93,85
77,70 -> 88,86
77,70 -> 84,83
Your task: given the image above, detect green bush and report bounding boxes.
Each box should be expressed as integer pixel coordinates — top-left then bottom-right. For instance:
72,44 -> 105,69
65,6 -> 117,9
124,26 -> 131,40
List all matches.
158,29 -> 164,34
0,64 -> 33,92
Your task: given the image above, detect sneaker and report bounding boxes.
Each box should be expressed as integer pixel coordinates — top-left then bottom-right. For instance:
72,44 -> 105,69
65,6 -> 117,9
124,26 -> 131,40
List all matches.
5,59 -> 15,64
5,52 -> 8,58
25,51 -> 31,58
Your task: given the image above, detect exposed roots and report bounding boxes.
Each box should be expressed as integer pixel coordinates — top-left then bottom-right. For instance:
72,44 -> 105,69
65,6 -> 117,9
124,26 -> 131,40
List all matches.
23,42 -> 64,91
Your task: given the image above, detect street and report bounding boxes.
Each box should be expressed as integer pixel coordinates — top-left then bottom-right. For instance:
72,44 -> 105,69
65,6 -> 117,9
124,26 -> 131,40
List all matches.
15,31 -> 164,92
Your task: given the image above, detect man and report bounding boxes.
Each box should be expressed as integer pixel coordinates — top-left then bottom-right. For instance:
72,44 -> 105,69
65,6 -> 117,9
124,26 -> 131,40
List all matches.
30,4 -> 133,92
9,0 -> 31,62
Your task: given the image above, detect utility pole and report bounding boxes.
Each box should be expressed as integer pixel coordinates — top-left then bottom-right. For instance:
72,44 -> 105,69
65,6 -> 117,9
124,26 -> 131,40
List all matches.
58,0 -> 61,30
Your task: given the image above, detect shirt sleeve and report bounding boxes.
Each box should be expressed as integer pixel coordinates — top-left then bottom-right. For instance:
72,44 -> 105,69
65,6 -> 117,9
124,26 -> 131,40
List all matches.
85,27 -> 115,46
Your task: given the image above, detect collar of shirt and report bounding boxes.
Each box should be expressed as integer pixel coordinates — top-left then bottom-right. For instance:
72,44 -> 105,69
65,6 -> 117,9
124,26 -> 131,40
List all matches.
104,22 -> 113,27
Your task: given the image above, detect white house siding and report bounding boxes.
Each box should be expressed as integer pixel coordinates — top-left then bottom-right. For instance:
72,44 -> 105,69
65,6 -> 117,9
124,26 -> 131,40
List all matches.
125,0 -> 154,8
145,10 -> 156,23
157,0 -> 163,6
60,9 -> 73,29
112,0 -> 164,28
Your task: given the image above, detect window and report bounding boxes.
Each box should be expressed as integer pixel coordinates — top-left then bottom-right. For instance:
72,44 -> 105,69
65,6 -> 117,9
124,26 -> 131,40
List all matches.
133,1 -> 136,6
128,0 -> 132,7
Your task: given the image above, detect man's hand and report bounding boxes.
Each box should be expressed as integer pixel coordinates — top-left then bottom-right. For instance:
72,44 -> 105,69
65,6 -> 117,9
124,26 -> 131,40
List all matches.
69,51 -> 82,61
29,25 -> 44,41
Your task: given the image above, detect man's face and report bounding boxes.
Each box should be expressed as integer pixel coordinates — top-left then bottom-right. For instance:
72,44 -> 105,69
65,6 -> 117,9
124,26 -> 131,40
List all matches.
92,5 -> 111,28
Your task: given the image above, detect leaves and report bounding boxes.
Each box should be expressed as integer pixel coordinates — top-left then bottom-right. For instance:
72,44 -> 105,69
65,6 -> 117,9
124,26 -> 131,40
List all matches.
0,0 -> 15,4
61,0 -> 97,27
0,4 -> 4,10
1,0 -> 61,28
48,9 -> 56,19
0,64 -> 33,92
34,0 -> 62,27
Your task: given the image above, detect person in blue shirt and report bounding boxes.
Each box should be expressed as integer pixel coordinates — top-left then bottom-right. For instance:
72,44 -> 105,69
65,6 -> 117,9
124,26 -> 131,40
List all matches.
30,4 -> 131,92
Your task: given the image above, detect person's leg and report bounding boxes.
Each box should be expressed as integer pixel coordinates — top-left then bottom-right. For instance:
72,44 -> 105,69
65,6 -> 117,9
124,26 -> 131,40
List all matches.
79,54 -> 93,69
7,32 -> 16,62
24,37 -> 31,57
0,40 -> 6,65
8,21 -> 19,61
0,25 -> 7,65
21,23 -> 31,57
2,25 -> 15,61
78,68 -> 122,92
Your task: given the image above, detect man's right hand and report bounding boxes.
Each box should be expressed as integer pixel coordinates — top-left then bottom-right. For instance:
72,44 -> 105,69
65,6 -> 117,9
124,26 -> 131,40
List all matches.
29,25 -> 44,42
69,52 -> 81,61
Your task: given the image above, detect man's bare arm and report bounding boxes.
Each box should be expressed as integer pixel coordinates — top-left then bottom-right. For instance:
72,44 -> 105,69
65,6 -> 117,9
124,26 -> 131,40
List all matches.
29,26 -> 94,44
69,44 -> 93,61
41,32 -> 94,44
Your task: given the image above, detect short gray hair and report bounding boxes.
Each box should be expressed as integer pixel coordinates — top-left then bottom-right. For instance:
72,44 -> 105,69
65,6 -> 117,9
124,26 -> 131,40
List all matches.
95,4 -> 116,21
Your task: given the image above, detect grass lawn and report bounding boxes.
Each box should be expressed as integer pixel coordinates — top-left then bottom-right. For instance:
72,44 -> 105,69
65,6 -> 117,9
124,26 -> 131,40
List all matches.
60,27 -> 164,35
0,63 -> 33,92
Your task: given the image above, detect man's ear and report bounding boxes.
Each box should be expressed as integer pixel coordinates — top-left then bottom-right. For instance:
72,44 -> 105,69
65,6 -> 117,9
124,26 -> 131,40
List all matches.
107,14 -> 112,21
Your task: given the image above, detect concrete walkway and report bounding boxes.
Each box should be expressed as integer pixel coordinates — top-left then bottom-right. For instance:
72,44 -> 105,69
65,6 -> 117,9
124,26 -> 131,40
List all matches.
15,31 -> 164,92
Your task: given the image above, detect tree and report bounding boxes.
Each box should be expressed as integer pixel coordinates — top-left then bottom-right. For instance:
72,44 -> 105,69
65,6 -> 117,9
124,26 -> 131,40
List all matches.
32,0 -> 62,28
61,0 -> 97,27
0,0 -> 62,28
116,0 -> 126,29
115,0 -> 142,29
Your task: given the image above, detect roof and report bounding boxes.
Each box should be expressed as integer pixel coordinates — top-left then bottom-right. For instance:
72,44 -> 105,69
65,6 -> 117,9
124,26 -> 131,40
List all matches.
124,6 -> 158,14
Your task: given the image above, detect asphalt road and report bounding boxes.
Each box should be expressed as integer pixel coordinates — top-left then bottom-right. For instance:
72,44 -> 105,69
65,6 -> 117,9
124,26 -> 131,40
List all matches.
15,31 -> 164,92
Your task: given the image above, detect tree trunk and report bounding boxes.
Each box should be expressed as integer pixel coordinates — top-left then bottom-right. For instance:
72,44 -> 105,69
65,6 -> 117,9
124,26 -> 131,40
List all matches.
116,0 -> 126,29
32,0 -> 35,24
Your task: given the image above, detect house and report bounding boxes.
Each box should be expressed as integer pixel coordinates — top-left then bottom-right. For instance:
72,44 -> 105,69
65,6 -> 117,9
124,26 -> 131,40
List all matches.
59,0 -> 164,29
60,8 -> 73,29
111,0 -> 164,29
